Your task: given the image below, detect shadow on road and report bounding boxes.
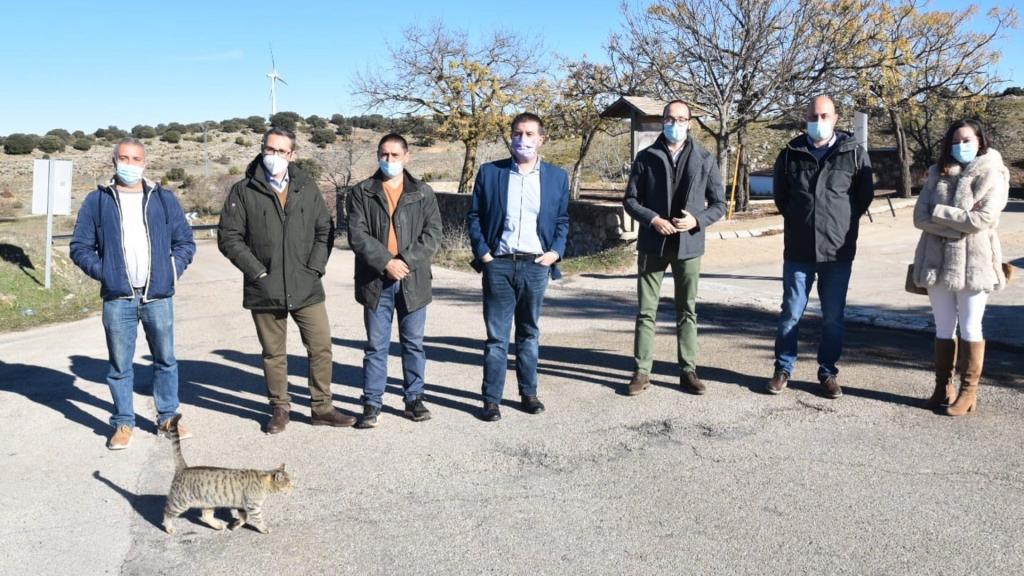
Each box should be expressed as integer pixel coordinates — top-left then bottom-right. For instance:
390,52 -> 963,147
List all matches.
92,470 -> 167,531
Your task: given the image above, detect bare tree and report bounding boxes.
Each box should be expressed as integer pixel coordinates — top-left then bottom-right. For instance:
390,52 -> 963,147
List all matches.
544,44 -> 649,199
616,0 -> 868,210
354,23 -> 545,193
843,0 -> 1017,196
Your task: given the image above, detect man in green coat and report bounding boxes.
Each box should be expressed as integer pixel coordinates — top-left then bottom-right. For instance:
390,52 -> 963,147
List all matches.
218,126 -> 355,433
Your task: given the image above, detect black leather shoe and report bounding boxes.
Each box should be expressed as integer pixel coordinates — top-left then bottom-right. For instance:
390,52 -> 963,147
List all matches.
521,395 -> 545,414
480,402 -> 501,422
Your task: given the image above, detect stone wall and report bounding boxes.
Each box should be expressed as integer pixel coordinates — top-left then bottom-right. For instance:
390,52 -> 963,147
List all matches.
432,191 -> 635,257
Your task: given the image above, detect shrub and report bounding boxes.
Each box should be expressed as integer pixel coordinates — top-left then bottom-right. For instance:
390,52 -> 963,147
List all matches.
166,167 -> 187,181
330,114 -> 346,126
72,138 -> 92,151
181,175 -> 196,189
71,130 -> 86,139
311,128 -> 336,147
269,112 -> 298,132
215,154 -> 231,165
246,116 -> 267,132
161,130 -> 181,144
234,136 -> 249,146
220,119 -> 244,133
306,115 -> 328,129
38,135 -> 66,153
228,165 -> 242,175
131,125 -> 157,139
335,124 -> 353,137
4,133 -> 38,155
292,158 -> 322,182
46,129 -> 72,143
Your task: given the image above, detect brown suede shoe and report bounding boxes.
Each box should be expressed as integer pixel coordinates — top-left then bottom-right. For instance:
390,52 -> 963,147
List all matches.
680,371 -> 706,395
820,374 -> 843,399
107,425 -> 133,450
311,408 -> 356,428
627,372 -> 651,396
767,370 -> 789,395
265,406 -> 290,434
157,417 -> 192,440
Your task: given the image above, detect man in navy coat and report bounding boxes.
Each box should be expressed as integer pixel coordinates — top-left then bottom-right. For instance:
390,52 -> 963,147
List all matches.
466,112 -> 570,422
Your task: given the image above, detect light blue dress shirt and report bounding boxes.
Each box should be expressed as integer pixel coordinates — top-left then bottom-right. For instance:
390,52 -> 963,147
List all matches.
497,159 -> 544,255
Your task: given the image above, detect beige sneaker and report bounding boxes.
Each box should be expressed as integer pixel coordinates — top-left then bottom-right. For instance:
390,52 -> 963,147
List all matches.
158,417 -> 192,440
108,425 -> 133,450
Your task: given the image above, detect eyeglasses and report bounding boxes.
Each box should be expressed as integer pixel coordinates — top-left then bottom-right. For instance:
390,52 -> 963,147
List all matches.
663,116 -> 690,125
263,146 -> 292,156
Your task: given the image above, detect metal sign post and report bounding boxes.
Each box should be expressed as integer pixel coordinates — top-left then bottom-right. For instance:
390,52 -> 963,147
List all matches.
31,159 -> 73,289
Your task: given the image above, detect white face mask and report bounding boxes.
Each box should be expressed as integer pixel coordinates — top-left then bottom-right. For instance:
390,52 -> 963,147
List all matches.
116,163 -> 144,185
262,154 -> 289,177
807,121 -> 834,142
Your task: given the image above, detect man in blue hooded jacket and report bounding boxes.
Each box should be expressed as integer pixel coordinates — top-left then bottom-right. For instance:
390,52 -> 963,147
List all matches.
70,137 -> 196,450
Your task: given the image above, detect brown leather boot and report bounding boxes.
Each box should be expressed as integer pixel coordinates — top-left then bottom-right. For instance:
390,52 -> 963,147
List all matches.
265,405 -> 290,434
946,340 -> 984,417
924,338 -> 958,409
627,372 -> 650,396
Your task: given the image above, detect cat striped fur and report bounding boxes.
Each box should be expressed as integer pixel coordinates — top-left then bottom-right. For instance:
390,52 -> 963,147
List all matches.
162,414 -> 292,534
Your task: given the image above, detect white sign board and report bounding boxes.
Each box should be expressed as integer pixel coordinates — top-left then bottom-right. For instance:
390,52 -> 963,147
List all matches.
853,112 -> 869,151
32,159 -> 73,215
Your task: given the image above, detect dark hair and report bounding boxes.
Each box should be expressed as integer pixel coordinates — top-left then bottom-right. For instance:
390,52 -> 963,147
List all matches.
262,126 -> 297,151
938,119 -> 988,175
662,100 -> 690,119
510,112 -> 545,135
377,132 -> 409,153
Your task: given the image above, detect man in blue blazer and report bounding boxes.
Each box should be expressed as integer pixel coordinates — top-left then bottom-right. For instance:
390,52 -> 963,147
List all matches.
466,112 -> 570,422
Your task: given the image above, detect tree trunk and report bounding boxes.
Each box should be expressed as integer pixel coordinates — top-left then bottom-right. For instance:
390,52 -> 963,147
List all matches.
889,108 -> 913,198
713,132 -> 730,192
458,138 -> 479,194
570,131 -> 596,201
734,129 -> 749,213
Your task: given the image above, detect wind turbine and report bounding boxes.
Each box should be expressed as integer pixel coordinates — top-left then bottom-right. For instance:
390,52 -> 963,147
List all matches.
267,44 -> 287,118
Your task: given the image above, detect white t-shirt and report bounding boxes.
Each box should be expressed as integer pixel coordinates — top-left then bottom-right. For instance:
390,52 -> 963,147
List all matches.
119,191 -> 149,289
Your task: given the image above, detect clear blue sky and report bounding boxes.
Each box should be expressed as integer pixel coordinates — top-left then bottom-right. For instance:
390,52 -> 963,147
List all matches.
1,0 -> 1019,136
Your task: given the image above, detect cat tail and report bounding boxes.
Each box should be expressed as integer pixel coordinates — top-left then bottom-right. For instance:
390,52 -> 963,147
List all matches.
168,413 -> 187,470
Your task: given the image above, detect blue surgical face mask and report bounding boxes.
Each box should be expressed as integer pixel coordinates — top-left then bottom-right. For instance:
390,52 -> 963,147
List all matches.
116,163 -> 144,186
511,136 -> 537,161
663,123 -> 687,144
807,121 -> 834,142
379,159 -> 403,179
952,141 -> 978,164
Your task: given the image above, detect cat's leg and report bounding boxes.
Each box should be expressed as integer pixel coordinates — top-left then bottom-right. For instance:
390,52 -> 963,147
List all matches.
228,509 -> 246,530
200,508 -> 227,531
162,502 -> 188,534
244,504 -> 270,534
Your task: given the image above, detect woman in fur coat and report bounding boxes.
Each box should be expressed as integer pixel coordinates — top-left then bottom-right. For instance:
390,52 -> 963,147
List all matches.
912,118 -> 1009,416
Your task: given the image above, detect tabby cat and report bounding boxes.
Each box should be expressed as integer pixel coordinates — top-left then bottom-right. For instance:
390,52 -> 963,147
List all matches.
163,414 -> 293,534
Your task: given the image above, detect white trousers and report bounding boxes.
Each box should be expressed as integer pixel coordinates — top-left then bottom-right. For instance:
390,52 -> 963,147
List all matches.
928,286 -> 988,341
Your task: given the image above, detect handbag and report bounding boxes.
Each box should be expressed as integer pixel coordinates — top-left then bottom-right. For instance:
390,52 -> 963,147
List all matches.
905,264 -> 928,295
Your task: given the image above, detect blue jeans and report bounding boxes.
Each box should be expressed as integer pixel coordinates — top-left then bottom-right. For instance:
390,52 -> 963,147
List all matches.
481,258 -> 550,404
101,294 -> 179,428
361,280 -> 427,408
774,260 -> 853,380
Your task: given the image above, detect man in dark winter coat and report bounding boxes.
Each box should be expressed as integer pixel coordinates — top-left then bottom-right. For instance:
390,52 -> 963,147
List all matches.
346,133 -> 441,429
218,126 -> 354,433
70,137 -> 196,450
767,96 -> 874,399
623,100 -> 726,397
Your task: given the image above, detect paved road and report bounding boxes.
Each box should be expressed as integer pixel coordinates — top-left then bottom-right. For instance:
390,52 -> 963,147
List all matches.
1,204 -> 1022,575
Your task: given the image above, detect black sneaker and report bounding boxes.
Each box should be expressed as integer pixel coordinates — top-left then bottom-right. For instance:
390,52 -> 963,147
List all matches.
354,405 -> 380,429
403,398 -> 432,422
480,402 -> 501,422
521,395 -> 545,414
